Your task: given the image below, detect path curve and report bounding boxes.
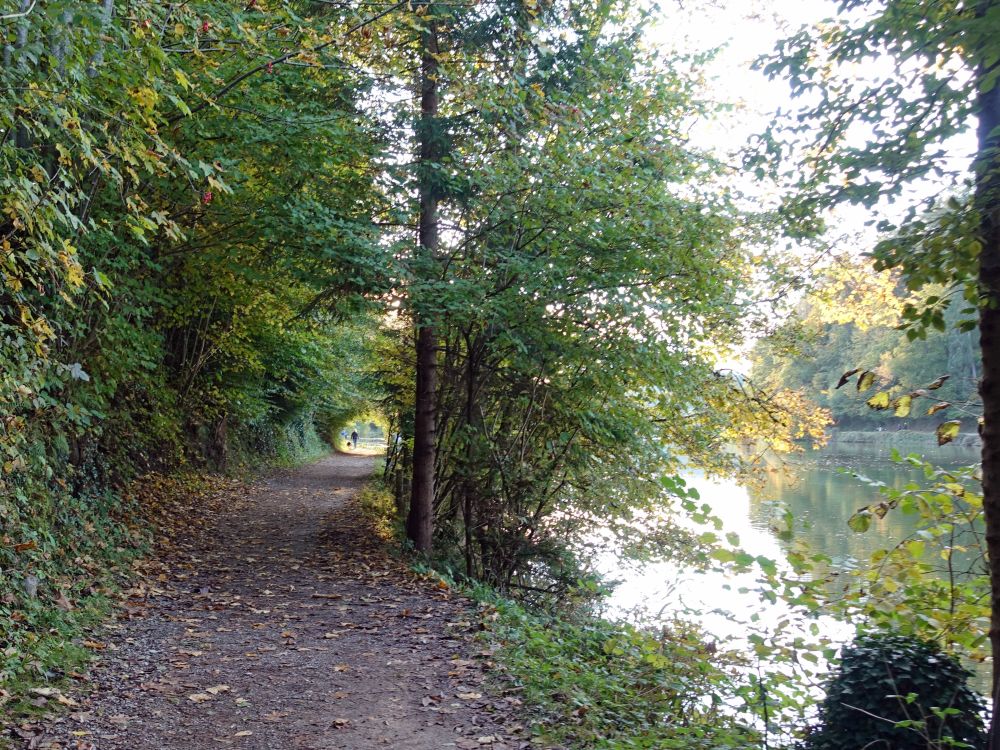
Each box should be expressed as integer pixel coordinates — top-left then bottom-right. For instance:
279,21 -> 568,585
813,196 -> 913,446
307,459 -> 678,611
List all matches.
11,454 -> 525,750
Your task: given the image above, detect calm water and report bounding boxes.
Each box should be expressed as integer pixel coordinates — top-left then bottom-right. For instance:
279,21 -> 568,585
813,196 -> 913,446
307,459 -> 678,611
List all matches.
599,446 -> 984,683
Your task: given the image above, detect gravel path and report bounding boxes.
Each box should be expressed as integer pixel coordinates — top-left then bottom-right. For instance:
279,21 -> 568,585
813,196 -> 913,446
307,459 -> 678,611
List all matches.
8,453 -> 526,750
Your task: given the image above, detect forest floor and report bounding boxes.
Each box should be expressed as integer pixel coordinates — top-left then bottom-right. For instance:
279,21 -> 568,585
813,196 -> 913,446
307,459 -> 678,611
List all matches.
6,453 -> 530,750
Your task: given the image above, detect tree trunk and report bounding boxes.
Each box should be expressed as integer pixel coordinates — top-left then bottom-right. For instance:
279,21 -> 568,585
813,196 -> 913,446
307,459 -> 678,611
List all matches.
975,38 -> 1000,749
408,325 -> 437,550
461,330 -> 480,578
406,15 -> 440,553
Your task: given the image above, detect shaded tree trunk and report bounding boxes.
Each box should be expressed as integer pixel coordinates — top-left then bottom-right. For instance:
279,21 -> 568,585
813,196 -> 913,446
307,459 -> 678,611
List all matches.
406,16 -> 440,553
975,33 -> 1000,749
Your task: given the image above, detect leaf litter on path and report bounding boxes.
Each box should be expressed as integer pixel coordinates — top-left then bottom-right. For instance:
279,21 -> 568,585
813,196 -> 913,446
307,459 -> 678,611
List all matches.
9,454 -> 529,750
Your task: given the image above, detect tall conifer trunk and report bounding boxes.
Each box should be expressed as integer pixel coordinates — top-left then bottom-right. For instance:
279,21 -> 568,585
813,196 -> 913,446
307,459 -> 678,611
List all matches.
406,15 -> 439,552
975,34 -> 1000,747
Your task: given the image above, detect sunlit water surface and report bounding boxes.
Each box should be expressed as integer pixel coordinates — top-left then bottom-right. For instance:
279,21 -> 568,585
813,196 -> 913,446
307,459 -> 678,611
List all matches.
595,444 -> 985,690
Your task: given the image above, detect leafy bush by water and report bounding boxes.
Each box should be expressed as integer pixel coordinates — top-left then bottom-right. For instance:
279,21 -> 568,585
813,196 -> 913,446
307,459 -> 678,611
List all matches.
806,633 -> 986,750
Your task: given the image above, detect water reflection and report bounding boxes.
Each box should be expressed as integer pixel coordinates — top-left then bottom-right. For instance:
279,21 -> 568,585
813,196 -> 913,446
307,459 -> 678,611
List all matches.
748,454 -> 958,567
600,446 -> 984,686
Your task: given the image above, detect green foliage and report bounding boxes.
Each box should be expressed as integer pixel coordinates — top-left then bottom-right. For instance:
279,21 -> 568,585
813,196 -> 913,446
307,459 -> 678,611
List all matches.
807,633 -> 986,750
355,481 -> 398,540
379,0 -> 796,595
842,456 -> 988,660
0,0 -> 387,698
478,592 -> 758,750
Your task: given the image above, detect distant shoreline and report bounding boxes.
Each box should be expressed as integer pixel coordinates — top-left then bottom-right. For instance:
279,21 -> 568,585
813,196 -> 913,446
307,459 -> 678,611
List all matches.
822,429 -> 980,457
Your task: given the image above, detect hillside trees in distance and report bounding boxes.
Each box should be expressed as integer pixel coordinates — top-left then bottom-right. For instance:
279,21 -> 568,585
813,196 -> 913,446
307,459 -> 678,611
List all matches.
751,260 -> 981,429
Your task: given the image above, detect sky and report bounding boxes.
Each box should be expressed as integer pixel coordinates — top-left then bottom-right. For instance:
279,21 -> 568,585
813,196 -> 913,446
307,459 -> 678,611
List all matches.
648,0 -> 837,159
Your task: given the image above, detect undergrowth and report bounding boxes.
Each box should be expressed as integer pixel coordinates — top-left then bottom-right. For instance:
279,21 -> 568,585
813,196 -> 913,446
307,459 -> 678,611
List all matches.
355,482 -> 397,540
0,472 -> 212,729
472,591 -> 758,750
404,558 -> 759,749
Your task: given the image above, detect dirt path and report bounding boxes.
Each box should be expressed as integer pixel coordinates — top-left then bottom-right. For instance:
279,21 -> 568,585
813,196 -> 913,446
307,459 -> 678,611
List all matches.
11,454 -> 526,750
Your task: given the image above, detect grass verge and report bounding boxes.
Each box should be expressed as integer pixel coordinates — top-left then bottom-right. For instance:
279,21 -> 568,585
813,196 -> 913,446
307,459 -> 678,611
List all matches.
471,590 -> 759,749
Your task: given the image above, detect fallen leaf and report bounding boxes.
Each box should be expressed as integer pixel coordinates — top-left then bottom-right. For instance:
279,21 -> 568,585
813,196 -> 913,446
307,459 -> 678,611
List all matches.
234,731 -> 252,737
29,688 -> 61,698
53,590 -> 74,611
187,692 -> 213,703
457,692 -> 483,700
206,684 -> 230,695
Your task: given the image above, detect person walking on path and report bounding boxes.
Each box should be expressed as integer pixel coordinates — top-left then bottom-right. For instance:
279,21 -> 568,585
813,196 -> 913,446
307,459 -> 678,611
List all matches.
350,430 -> 359,449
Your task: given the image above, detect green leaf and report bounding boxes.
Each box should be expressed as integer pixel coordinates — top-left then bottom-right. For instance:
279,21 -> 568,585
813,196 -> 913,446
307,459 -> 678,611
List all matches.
847,511 -> 871,533
710,549 -> 736,564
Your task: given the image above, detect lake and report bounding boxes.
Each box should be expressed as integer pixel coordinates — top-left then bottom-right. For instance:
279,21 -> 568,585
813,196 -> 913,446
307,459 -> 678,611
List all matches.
597,442 -> 985,688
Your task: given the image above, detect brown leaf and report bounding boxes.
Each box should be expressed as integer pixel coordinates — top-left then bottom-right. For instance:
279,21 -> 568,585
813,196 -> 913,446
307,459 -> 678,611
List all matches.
927,402 -> 951,416
30,687 -> 62,699
54,590 -> 74,611
927,375 -> 950,390
14,541 -> 37,553
836,368 -> 860,389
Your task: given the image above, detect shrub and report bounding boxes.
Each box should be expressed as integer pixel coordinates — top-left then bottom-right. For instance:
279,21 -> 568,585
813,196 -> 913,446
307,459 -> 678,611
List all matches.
806,633 -> 986,750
